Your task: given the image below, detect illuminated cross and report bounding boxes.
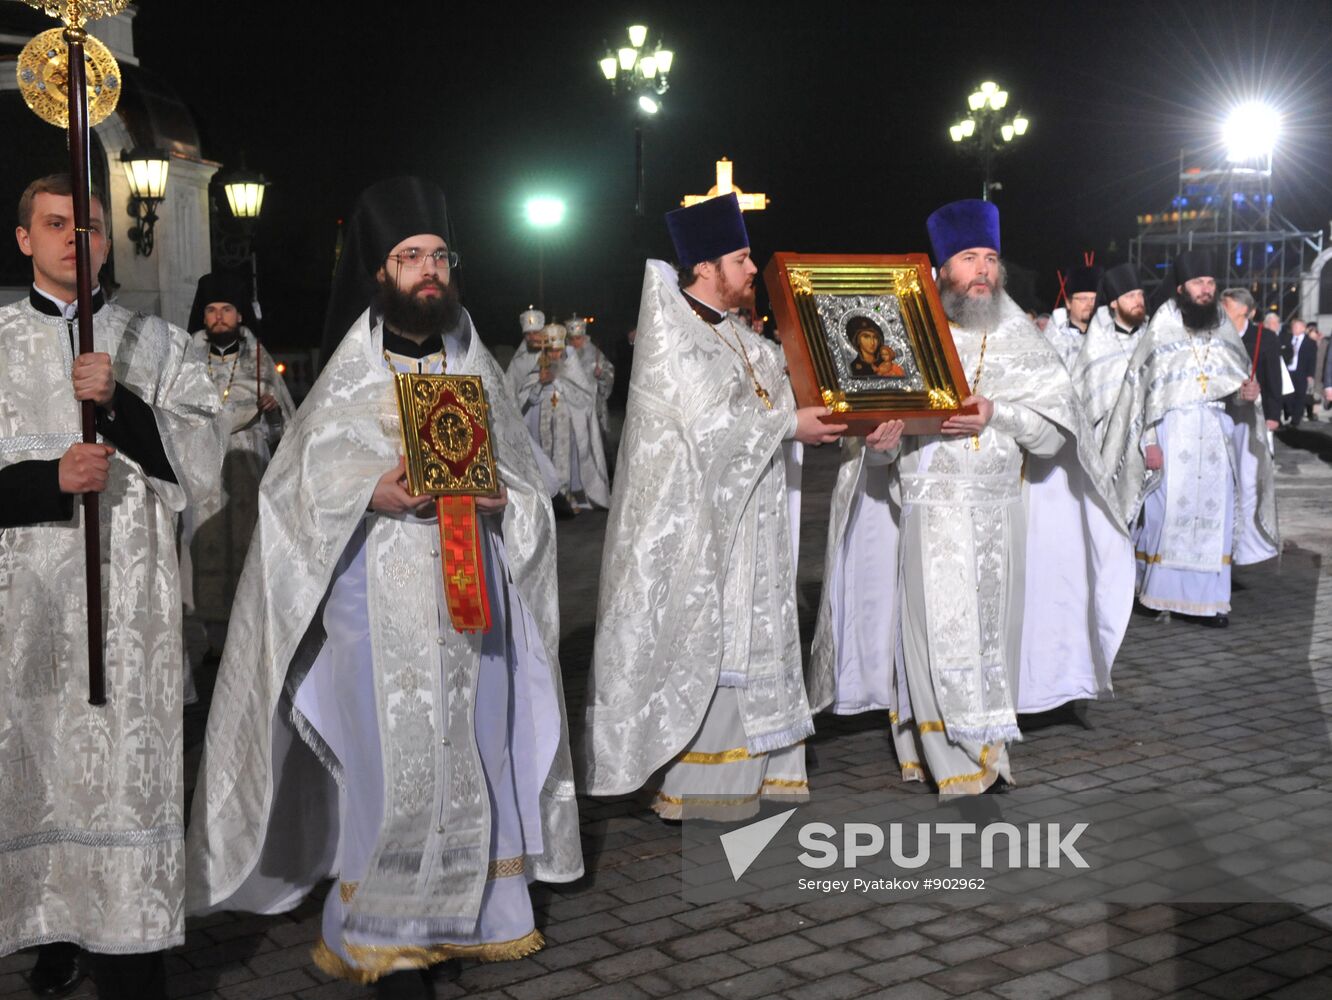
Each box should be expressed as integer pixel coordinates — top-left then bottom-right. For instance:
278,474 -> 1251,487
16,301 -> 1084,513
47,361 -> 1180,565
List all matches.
681,157 -> 769,211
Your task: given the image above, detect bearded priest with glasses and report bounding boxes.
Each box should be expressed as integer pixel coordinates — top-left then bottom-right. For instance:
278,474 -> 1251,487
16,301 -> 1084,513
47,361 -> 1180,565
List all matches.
186,177 -> 582,999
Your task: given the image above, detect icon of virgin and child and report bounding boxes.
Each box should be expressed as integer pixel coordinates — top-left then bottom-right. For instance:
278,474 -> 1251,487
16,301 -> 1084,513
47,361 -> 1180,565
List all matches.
845,315 -> 905,378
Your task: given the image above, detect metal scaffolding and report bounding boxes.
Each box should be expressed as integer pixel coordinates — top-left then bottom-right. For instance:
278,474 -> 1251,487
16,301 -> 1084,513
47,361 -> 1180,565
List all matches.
1129,150 -> 1323,319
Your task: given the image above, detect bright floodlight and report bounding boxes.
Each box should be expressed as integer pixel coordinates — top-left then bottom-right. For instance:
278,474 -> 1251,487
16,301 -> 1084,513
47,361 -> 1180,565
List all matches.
655,48 -> 674,73
1012,114 -> 1029,135
618,46 -> 637,71
639,55 -> 657,78
960,117 -> 976,138
524,196 -> 566,229
949,124 -> 964,142
991,90 -> 1008,110
628,24 -> 648,48
1001,123 -> 1014,142
968,91 -> 985,111
980,80 -> 998,94
599,54 -> 617,80
638,94 -> 659,114
1223,102 -> 1280,162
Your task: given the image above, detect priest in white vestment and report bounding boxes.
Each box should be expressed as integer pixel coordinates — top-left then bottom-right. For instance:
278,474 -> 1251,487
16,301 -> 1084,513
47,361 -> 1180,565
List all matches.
185,178 -> 582,997
809,199 -> 1133,795
0,175 -> 223,999
505,308 -> 566,507
567,315 -> 614,437
1044,264 -> 1100,370
506,322 -> 610,511
180,272 -> 295,667
1100,250 -> 1278,627
1070,263 -> 1148,447
585,193 -> 846,820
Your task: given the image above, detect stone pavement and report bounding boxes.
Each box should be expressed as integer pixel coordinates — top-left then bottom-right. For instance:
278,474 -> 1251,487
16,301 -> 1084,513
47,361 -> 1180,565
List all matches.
7,421 -> 1332,1000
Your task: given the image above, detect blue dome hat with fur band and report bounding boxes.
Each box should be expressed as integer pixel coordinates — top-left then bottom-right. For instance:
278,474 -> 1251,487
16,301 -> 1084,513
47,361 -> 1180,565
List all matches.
665,192 -> 749,268
926,198 -> 1001,266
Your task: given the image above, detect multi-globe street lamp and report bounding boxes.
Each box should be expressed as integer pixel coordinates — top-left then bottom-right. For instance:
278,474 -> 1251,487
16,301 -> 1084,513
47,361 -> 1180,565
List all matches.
948,81 -> 1030,202
597,24 -> 675,217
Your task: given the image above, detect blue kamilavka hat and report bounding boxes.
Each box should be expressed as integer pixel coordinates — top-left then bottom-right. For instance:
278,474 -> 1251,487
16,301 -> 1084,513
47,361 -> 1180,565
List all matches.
665,193 -> 749,268
926,199 -> 1001,266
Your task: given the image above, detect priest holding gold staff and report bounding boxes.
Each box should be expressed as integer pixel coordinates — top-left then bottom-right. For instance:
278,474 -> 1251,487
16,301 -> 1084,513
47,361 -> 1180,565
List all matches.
810,199 -> 1132,795
586,193 -> 844,820
1,173 -> 223,999
186,177 -> 582,998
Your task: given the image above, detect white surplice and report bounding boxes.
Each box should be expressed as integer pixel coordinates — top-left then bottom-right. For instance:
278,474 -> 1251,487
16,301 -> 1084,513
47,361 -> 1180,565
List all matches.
585,261 -> 811,820
0,298 -> 222,955
1100,300 -> 1279,616
506,347 -> 610,509
181,327 -> 295,626
185,309 -> 582,983
810,296 -> 1133,794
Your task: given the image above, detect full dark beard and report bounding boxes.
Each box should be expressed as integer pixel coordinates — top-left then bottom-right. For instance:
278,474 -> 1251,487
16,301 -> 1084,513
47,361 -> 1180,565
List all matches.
377,276 -> 462,337
206,322 -> 240,344
1177,293 -> 1220,332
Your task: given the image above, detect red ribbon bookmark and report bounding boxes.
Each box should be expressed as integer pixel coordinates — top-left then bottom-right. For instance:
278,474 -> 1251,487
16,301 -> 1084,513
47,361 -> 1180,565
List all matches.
436,494 -> 492,633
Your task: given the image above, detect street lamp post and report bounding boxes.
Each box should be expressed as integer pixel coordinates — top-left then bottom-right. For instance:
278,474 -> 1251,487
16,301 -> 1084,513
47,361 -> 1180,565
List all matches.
216,164 -> 270,399
215,163 -> 270,320
524,195 -> 566,306
947,81 -> 1029,201
120,147 -> 171,256
597,24 -> 674,217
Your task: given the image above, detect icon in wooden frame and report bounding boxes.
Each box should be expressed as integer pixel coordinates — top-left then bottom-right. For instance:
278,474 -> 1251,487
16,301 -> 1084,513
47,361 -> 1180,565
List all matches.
764,253 -> 973,435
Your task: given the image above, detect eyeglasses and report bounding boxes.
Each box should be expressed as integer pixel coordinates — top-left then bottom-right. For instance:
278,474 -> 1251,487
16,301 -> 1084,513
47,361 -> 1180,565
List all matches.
387,248 -> 461,270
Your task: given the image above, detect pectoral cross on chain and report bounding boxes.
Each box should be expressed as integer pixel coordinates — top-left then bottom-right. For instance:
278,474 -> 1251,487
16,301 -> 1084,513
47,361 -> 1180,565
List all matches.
1197,372 -> 1209,396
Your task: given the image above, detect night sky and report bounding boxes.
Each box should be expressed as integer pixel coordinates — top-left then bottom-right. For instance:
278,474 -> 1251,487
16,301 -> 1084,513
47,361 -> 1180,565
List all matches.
125,0 -> 1332,350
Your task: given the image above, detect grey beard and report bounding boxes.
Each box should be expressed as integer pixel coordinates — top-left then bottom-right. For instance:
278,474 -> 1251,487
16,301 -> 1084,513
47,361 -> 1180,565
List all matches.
941,287 -> 1004,330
